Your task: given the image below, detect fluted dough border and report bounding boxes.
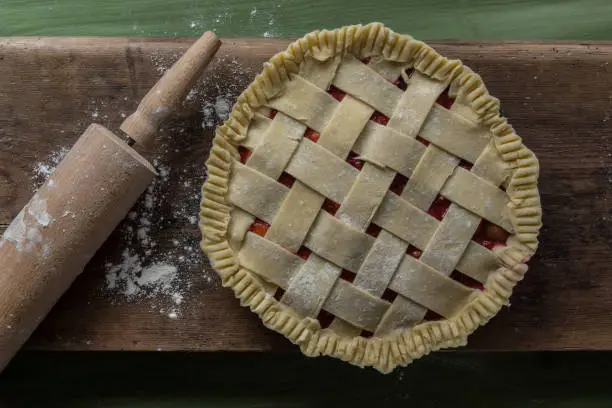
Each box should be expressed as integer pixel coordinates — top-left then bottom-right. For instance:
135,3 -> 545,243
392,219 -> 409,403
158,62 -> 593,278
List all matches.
199,23 -> 542,373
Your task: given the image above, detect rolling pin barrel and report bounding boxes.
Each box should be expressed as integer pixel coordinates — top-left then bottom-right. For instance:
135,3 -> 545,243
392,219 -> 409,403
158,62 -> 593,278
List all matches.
0,125 -> 156,370
0,31 -> 221,371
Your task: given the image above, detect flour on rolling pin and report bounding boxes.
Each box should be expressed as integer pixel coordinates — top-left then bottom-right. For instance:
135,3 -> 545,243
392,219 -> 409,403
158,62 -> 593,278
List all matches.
1,196 -> 54,253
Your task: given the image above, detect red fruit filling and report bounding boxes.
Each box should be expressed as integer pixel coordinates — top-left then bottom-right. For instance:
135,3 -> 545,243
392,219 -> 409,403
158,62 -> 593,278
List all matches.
278,172 -> 295,188
346,151 -> 364,170
458,160 -> 473,171
361,330 -> 374,338
472,220 -> 509,250
305,128 -> 320,143
273,287 -> 285,301
238,146 -> 252,164
424,310 -> 444,321
316,309 -> 335,328
381,288 -> 398,302
389,173 -> 408,195
248,218 -> 270,237
328,85 -> 346,101
296,246 -> 312,261
340,269 -> 356,283
436,87 -> 455,109
406,245 -> 422,259
450,270 -> 485,291
370,111 -> 389,126
416,136 -> 430,146
393,76 -> 408,90
427,195 -> 452,221
366,223 -> 382,238
322,199 -> 340,215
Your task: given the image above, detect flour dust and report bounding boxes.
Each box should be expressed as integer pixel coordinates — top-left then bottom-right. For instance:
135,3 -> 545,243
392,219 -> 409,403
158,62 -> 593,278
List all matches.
32,146 -> 70,187
150,49 -> 254,132
103,155 -> 213,320
28,12 -> 273,322
182,1 -> 285,38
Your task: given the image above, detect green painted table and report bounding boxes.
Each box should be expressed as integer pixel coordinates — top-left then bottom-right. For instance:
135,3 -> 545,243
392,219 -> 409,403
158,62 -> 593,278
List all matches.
3,0 -> 612,40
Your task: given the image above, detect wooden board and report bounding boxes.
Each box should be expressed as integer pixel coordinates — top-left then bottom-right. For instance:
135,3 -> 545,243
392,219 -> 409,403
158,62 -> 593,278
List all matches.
0,37 -> 610,352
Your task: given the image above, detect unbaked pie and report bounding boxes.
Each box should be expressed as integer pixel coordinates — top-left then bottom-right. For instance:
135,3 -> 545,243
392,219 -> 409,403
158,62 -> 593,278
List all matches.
200,23 -> 541,373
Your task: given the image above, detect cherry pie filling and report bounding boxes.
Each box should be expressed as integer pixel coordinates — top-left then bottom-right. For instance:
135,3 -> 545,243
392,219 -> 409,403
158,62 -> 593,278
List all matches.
237,67 -> 511,332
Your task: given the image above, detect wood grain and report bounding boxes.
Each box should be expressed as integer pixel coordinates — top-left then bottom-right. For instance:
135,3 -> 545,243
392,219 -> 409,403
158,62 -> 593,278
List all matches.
0,37 -> 610,352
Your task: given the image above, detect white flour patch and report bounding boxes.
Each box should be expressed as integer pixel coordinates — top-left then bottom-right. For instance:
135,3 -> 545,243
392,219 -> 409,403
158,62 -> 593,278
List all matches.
104,152 -> 213,320
106,250 -> 178,296
172,292 -> 184,305
2,196 -> 54,252
138,263 -> 177,290
2,209 -> 27,250
214,95 -> 231,121
202,93 -> 234,128
27,196 -> 53,227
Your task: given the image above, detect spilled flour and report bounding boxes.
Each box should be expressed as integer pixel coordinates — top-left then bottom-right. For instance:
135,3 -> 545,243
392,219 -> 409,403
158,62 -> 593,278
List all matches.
32,146 -> 70,186
29,131 -> 213,321
101,41 -> 259,320
24,18 -> 266,323
103,156 -> 211,320
202,95 -> 232,128
151,49 -> 253,132
106,251 -> 183,317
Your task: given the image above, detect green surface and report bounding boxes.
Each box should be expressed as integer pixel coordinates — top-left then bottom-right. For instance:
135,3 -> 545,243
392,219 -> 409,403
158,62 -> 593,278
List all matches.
2,351 -> 612,407
2,0 -> 612,39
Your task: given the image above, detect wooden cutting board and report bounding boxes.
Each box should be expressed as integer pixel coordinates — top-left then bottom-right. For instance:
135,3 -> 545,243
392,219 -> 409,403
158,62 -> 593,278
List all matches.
0,37 -> 610,352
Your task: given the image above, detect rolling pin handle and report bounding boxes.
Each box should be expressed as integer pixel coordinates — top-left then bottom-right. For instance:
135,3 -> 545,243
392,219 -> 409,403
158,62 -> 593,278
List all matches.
120,31 -> 222,149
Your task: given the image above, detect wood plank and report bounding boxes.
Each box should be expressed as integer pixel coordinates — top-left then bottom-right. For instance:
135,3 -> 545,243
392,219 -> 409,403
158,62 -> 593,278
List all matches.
0,37 -> 610,352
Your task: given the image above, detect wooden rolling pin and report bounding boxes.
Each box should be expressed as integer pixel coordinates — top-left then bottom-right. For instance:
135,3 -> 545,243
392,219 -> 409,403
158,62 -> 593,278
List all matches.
0,31 -> 221,372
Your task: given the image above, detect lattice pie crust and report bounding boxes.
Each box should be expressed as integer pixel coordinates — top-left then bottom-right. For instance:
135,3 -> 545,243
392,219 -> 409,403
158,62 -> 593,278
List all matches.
200,23 -> 541,373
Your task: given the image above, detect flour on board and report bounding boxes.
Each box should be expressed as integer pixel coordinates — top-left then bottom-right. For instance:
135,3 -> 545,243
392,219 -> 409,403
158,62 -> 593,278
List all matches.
103,152 -> 213,320
105,250 -> 182,309
32,146 -> 70,186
